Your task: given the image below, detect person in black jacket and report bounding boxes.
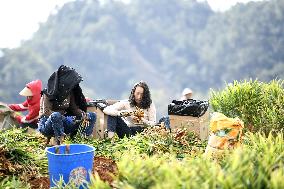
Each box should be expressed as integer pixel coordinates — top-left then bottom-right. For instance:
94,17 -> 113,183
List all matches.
38,65 -> 96,145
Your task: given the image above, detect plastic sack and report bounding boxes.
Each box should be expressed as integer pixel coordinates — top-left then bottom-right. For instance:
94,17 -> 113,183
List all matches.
0,103 -> 18,130
168,99 -> 209,117
205,112 -> 244,157
87,99 -> 108,110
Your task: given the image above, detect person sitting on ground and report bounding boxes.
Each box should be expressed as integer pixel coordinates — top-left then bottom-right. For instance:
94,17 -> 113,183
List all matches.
103,81 -> 156,138
38,65 -> 96,145
159,87 -> 193,130
8,79 -> 42,129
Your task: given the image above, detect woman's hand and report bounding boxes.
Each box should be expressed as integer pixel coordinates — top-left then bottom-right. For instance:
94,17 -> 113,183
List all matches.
131,115 -> 140,123
119,110 -> 131,117
81,112 -> 87,120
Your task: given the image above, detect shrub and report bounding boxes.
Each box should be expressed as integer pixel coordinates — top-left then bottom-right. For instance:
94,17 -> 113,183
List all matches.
89,132 -> 284,189
210,79 -> 284,134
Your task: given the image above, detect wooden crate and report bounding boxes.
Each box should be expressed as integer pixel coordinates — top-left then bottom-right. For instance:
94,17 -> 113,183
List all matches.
87,99 -> 118,139
87,106 -> 108,139
169,111 -> 209,141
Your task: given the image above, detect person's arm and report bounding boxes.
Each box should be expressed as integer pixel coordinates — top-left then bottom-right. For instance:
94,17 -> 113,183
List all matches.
103,100 -> 127,116
20,104 -> 40,123
142,103 -> 156,126
68,93 -> 84,117
9,101 -> 39,124
9,100 -> 28,111
9,100 -> 29,123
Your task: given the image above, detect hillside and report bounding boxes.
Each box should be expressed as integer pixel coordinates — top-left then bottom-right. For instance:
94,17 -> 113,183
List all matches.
0,0 -> 283,116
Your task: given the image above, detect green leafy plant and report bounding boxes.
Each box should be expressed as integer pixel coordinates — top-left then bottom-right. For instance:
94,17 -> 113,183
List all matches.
210,79 -> 284,134
0,176 -> 29,189
88,132 -> 284,189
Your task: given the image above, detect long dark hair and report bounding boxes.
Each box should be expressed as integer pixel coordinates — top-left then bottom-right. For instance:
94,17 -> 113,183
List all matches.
72,84 -> 87,112
129,81 -> 152,109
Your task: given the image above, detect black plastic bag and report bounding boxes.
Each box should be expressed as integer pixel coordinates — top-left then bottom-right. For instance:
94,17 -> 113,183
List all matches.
168,99 -> 209,117
87,99 -> 108,110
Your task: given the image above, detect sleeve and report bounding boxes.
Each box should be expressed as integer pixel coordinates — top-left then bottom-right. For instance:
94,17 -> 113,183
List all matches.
15,115 -> 23,123
11,113 -> 34,124
8,101 -> 29,111
103,101 -> 126,116
142,103 -> 156,126
68,93 -> 84,117
22,105 -> 40,123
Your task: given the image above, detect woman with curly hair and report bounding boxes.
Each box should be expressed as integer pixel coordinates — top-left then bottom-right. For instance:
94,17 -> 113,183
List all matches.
103,81 -> 156,138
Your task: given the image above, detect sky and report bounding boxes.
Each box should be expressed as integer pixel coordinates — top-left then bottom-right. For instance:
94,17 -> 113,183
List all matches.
0,0 -> 264,49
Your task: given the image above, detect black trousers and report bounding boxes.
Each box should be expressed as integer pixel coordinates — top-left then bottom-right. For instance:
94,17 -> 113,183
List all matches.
107,115 -> 144,138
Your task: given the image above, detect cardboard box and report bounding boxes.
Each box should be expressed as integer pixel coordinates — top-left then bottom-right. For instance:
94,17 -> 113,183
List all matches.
169,111 -> 209,141
87,99 -> 118,139
87,106 -> 108,139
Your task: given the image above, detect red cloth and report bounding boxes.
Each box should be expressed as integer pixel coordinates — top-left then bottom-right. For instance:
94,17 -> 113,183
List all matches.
9,80 -> 42,124
9,101 -> 28,111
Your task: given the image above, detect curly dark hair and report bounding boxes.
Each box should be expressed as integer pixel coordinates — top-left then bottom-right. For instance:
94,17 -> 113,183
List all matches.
129,81 -> 152,109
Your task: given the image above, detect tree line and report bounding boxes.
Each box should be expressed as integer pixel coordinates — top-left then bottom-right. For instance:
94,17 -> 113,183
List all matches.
0,0 -> 283,116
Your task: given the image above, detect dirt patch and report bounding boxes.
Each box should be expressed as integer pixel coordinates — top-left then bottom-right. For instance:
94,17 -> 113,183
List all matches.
29,177 -> 50,189
0,146 -> 22,177
93,156 -> 118,184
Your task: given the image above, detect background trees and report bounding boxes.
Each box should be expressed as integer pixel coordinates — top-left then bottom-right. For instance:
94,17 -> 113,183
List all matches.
0,0 -> 283,116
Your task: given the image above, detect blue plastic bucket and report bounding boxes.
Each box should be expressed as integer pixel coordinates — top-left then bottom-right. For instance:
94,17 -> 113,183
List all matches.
46,144 -> 95,187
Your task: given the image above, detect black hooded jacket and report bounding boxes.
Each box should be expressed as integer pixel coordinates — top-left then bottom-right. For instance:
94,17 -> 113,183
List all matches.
42,65 -> 87,113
